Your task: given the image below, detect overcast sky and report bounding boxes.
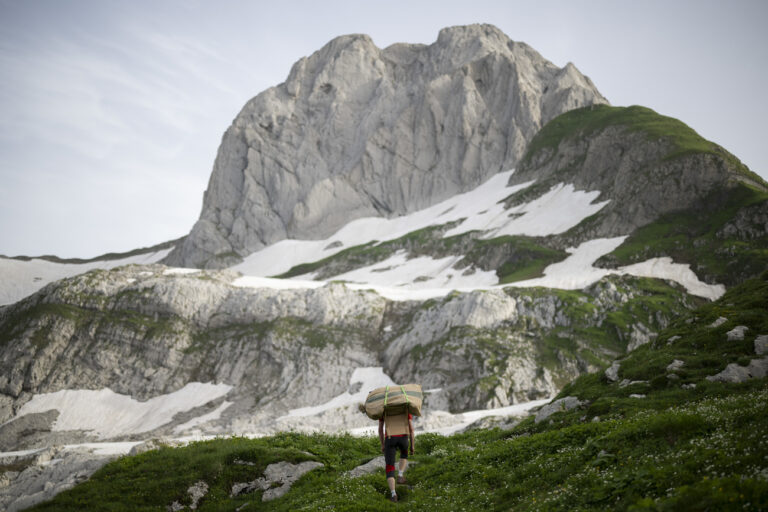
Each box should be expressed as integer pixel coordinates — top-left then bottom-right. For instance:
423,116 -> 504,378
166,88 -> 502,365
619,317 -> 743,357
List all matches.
1,0 -> 766,258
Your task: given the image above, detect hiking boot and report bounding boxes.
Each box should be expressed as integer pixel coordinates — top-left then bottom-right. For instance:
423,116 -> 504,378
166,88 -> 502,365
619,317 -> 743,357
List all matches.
389,493 -> 398,502
396,476 -> 407,484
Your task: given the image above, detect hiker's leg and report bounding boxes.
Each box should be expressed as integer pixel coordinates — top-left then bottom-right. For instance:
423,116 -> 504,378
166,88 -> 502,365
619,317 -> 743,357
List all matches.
398,436 -> 409,472
384,438 -> 397,493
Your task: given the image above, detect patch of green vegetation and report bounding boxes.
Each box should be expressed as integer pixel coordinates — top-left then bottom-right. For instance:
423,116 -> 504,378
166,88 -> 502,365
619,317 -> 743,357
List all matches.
522,105 -> 762,185
0,302 -> 85,347
187,317 -> 376,355
542,271 -> 768,428
0,295 -> 186,350
274,218 -> 570,288
32,390 -> 768,511
466,235 -> 568,283
275,241 -> 384,279
600,183 -> 768,286
275,223 -> 467,280
27,434 -> 329,512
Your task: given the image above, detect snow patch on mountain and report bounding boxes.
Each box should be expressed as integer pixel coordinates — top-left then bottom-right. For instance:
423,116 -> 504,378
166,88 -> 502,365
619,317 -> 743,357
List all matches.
0,249 -> 171,306
232,171 -> 527,277
12,382 -> 232,438
445,183 -> 608,238
279,367 -> 394,419
508,237 -> 626,290
618,257 -> 726,301
232,170 -> 611,279
324,251 -> 499,290
231,236 -> 723,300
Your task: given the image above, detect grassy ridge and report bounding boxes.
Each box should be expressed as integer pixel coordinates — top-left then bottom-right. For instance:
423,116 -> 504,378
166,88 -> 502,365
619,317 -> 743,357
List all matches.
521,105 -> 763,185
28,273 -> 768,511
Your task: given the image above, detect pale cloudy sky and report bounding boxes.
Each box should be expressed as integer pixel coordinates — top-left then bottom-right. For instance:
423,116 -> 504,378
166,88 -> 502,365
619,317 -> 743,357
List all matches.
1,0 -> 766,258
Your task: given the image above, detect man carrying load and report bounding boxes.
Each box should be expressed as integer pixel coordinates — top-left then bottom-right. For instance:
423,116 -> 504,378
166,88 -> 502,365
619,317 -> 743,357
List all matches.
364,384 -> 422,503
379,406 -> 414,502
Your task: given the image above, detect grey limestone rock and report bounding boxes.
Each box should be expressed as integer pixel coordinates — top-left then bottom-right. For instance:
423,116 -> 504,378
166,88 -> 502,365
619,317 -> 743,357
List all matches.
605,361 -> 620,382
164,24 -> 607,269
666,359 -> 685,372
0,448 -> 116,512
755,335 -> 768,355
345,456 -> 386,478
726,325 -> 749,341
129,438 -> 180,456
231,461 -> 324,501
0,410 -> 59,451
0,266 -> 689,449
534,396 -> 582,423
710,317 -> 728,328
618,379 -> 648,388
706,358 -> 768,383
187,481 -> 209,510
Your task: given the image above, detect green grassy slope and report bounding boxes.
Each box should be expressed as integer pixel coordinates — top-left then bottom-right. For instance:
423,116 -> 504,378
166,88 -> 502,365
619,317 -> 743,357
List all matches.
522,105 -> 761,183
28,273 -> 768,511
598,183 -> 768,287
518,104 -> 768,287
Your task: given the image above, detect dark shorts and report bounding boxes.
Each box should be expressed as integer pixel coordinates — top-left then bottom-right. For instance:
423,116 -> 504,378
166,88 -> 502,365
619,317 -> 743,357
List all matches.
384,436 -> 409,478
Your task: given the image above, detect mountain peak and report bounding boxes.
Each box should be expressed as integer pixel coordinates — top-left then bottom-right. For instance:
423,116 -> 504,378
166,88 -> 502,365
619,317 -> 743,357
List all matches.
436,23 -> 510,45
164,26 -> 608,269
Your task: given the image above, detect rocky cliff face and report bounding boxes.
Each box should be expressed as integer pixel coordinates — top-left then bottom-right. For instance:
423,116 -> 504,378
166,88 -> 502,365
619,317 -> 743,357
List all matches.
0,264 -> 699,451
164,24 -> 607,269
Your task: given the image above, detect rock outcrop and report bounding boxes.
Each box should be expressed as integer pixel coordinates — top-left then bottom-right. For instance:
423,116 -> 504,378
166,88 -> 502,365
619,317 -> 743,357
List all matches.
230,461 -> 324,501
164,24 -> 607,269
0,265 -> 697,447
0,447 -> 117,512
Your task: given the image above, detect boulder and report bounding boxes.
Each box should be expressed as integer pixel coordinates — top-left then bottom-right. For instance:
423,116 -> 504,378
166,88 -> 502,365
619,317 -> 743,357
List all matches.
231,460 -> 324,501
534,396 -> 583,423
726,325 -> 749,341
666,359 -> 685,372
604,361 -> 621,382
755,335 -> 768,355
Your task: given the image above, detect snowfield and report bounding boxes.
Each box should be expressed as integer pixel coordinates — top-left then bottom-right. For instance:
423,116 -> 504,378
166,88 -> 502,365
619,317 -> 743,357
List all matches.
0,248 -> 171,306
232,236 -> 724,301
229,170 -> 724,300
13,382 -> 232,438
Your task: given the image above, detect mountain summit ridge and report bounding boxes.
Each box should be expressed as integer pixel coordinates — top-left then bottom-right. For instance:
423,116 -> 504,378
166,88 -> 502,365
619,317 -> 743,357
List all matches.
164,24 -> 608,269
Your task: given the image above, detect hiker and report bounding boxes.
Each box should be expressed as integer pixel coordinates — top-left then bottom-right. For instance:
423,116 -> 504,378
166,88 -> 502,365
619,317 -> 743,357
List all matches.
379,409 -> 414,503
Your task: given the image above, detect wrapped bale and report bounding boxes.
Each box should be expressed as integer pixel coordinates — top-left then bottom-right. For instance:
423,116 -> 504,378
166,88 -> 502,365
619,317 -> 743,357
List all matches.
364,384 -> 423,420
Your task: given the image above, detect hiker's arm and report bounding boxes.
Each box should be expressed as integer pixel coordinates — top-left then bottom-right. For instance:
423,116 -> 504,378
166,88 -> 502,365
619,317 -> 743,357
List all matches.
409,418 -> 415,455
378,419 -> 384,452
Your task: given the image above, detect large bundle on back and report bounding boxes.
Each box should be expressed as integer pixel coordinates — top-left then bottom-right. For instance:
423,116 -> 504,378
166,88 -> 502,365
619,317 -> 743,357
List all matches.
364,384 -> 423,420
